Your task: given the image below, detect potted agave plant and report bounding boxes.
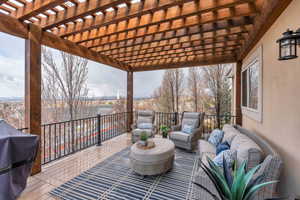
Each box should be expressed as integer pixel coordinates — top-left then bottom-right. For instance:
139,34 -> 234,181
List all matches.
160,125 -> 170,138
139,132 -> 148,146
194,157 -> 278,200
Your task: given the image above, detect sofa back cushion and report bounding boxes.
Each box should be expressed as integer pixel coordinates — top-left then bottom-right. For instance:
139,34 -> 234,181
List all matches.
222,124 -> 240,144
231,134 -> 263,170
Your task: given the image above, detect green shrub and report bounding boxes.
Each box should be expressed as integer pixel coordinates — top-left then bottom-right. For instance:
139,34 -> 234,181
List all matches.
140,132 -> 148,141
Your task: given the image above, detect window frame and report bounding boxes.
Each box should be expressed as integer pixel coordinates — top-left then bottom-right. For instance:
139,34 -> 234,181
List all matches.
241,45 -> 263,122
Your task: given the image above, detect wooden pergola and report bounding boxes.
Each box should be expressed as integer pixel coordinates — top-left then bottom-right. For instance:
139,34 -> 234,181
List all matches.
0,0 -> 292,174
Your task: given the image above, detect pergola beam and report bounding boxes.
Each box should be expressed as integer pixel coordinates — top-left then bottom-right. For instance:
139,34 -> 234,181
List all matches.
238,0 -> 293,60
0,13 -> 28,38
132,55 -> 236,71
25,24 -> 42,175
0,13 -> 130,71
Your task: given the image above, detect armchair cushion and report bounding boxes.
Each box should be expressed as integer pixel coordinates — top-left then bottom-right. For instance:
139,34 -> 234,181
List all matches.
181,112 -> 201,129
137,123 -> 153,129
169,131 -> 190,142
182,124 -> 193,134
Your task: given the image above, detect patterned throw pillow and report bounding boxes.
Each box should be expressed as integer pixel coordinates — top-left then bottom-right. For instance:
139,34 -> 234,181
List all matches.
216,141 -> 230,155
208,129 -> 224,146
182,124 -> 193,134
137,123 -> 153,129
213,149 -> 237,167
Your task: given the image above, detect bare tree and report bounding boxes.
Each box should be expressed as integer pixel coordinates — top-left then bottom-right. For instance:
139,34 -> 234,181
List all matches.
42,47 -> 90,122
202,64 -> 232,127
152,69 -> 184,112
188,67 -> 204,112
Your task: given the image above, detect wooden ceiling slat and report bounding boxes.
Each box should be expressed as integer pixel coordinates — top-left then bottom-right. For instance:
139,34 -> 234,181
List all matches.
91,17 -> 253,54
132,55 -> 236,71
120,44 -> 240,63
238,0 -> 293,60
2,0 -> 289,72
85,12 -> 256,52
59,0 -> 194,37
98,30 -> 248,55
113,39 -> 242,61
14,0 -> 69,20
74,0 -> 255,45
39,0 -> 131,30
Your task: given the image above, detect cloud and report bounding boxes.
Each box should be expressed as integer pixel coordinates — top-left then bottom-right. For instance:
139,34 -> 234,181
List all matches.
0,33 -> 167,98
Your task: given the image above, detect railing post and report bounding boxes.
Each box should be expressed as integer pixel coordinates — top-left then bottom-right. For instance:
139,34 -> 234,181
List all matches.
71,119 -> 75,152
174,112 -> 178,125
97,114 -> 101,146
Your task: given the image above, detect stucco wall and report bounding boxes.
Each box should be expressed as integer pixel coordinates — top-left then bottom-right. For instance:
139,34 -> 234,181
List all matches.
241,0 -> 300,196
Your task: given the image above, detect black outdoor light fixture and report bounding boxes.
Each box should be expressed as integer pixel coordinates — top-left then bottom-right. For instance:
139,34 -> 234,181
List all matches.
277,28 -> 300,60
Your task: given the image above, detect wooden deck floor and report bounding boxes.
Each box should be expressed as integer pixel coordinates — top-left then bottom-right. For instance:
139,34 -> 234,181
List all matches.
18,133 -> 132,200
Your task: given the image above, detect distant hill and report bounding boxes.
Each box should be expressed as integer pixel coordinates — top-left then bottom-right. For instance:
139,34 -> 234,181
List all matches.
0,97 -> 24,102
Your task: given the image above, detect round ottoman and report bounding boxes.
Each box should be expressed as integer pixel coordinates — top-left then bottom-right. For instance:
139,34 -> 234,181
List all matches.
130,138 -> 175,176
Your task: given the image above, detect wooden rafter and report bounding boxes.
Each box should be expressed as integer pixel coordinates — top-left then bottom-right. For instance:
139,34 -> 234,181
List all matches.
238,0 -> 293,60
58,0 -> 194,37
0,0 -> 290,71
40,0 -> 131,30
14,0 -> 69,20
101,30 -> 247,58
113,41 -> 242,61
73,0 -> 256,45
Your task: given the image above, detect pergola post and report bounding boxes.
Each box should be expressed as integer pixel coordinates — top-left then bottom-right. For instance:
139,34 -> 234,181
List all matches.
126,71 -> 133,132
235,61 -> 243,126
25,24 -> 42,175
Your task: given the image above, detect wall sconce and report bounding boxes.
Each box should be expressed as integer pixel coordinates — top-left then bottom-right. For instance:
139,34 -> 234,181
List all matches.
276,28 -> 300,60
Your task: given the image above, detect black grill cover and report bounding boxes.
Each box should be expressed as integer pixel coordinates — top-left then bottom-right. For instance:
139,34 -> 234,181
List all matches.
0,120 -> 39,200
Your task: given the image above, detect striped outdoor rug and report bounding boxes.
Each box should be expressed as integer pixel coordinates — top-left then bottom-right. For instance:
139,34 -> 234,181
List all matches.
50,147 -> 199,200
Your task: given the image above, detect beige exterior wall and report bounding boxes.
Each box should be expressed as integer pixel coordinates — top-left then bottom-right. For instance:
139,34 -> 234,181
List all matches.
240,0 -> 300,196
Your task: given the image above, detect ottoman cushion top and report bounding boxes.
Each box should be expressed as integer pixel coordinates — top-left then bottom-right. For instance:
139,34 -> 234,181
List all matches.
130,138 -> 175,163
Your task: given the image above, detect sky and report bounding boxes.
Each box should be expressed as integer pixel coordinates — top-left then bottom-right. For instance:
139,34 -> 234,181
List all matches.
0,32 -> 165,98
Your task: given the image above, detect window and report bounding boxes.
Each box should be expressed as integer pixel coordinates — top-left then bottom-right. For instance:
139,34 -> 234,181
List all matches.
241,46 -> 262,122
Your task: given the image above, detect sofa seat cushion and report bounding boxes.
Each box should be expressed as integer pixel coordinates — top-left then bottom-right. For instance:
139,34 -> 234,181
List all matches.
169,131 -> 190,142
222,124 -> 240,144
132,129 -> 153,137
231,134 -> 263,170
198,140 -> 216,155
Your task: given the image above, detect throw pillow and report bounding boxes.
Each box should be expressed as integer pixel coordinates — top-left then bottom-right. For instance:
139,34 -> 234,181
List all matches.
213,149 -> 237,168
137,123 -> 153,129
182,124 -> 193,134
216,141 -> 230,155
208,129 -> 224,146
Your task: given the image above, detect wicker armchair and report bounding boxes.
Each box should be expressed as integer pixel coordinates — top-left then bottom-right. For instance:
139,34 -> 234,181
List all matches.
169,112 -> 204,151
131,110 -> 156,143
